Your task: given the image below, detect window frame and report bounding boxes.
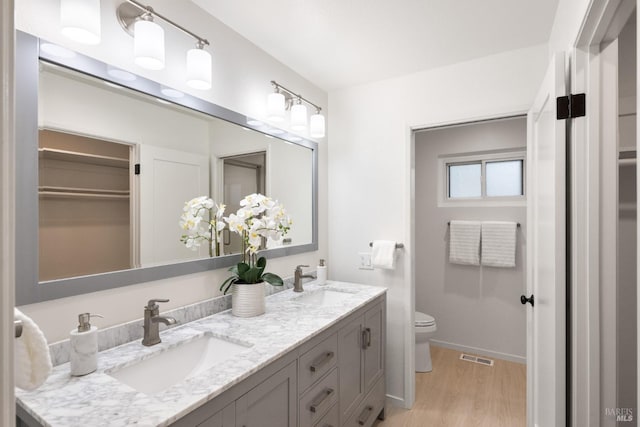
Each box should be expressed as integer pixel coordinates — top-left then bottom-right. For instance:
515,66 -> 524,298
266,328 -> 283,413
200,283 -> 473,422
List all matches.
438,149 -> 526,207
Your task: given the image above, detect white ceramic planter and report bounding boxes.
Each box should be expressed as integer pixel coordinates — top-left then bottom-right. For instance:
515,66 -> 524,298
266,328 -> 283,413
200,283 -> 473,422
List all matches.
231,282 -> 266,317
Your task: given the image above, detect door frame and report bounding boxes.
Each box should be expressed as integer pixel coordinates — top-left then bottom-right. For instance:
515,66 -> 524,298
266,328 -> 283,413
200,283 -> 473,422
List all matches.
572,0 -> 636,425
406,107 -> 529,409
1,0 -> 16,424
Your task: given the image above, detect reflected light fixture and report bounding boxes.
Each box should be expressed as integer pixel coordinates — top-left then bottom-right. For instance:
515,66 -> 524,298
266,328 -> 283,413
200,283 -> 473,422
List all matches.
116,1 -> 212,89
268,80 -> 325,138
60,0 -> 101,45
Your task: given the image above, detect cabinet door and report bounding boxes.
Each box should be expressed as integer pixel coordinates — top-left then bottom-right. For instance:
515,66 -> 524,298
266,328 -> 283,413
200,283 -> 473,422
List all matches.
338,315 -> 364,424
363,303 -> 384,391
197,403 -> 235,427
235,360 -> 297,427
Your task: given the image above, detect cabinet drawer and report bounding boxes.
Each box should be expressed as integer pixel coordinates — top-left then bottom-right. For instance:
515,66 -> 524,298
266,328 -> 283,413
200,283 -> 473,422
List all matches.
299,368 -> 339,427
313,402 -> 339,427
299,332 -> 338,392
343,377 -> 385,427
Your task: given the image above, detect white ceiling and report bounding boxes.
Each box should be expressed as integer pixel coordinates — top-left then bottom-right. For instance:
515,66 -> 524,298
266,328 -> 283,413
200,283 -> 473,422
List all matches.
192,0 -> 559,91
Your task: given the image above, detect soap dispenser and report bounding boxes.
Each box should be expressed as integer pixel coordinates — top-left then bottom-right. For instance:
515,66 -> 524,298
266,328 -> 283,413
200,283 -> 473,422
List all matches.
317,259 -> 327,285
70,313 -> 103,376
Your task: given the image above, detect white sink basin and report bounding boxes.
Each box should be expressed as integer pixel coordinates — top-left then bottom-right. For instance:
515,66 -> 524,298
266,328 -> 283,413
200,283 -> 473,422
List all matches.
293,289 -> 355,306
107,333 -> 252,395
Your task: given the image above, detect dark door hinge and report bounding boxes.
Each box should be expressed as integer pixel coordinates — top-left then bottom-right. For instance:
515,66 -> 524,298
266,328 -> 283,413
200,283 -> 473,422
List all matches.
557,93 -> 586,120
134,163 -> 140,175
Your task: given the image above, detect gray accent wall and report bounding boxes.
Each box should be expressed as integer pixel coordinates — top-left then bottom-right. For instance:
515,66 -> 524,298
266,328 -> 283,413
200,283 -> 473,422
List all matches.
415,116 -> 527,362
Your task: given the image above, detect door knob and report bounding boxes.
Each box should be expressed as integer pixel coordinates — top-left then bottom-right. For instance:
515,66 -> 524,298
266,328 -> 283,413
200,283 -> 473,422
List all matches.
520,294 -> 534,306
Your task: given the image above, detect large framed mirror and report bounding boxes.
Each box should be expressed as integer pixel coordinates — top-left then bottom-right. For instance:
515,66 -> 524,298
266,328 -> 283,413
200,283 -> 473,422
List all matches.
15,31 -> 318,305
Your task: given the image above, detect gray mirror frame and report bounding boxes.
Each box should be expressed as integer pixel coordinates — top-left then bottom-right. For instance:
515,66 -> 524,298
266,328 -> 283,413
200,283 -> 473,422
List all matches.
15,31 -> 319,305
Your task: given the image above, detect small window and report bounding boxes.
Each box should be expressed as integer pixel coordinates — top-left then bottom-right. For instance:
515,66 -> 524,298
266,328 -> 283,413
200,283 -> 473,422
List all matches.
443,151 -> 525,203
485,160 -> 523,197
448,163 -> 481,198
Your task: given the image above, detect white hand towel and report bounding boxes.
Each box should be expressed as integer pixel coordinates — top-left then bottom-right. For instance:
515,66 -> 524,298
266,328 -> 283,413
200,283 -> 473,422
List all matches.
449,221 -> 481,265
371,240 -> 397,270
14,308 -> 52,391
481,221 -> 517,268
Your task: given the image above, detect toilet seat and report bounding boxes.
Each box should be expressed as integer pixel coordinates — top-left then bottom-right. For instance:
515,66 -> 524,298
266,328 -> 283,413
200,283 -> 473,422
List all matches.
415,312 -> 435,327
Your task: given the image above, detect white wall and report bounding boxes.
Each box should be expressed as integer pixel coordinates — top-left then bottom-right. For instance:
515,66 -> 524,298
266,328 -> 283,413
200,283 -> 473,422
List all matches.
328,44 -> 547,405
16,0 -> 328,343
548,0 -> 593,56
415,117 -> 527,363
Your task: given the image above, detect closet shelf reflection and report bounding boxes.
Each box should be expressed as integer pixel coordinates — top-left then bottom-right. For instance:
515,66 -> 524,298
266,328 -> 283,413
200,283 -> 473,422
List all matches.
38,148 -> 129,169
39,186 -> 130,200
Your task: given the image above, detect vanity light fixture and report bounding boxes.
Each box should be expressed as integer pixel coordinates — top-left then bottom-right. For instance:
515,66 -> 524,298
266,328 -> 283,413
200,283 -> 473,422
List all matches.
134,13 -> 165,70
186,41 -> 212,90
268,81 -> 325,138
309,110 -> 326,138
267,91 -> 286,122
290,99 -> 308,131
60,0 -> 101,45
116,1 -> 211,87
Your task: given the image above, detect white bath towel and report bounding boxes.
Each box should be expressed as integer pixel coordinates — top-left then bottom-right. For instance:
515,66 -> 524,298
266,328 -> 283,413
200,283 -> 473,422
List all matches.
14,308 -> 52,391
449,221 -> 481,265
371,240 -> 397,269
481,221 -> 517,268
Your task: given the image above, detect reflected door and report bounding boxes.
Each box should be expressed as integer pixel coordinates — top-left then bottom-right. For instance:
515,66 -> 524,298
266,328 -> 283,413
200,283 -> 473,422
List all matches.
222,153 -> 265,255
139,145 -> 210,265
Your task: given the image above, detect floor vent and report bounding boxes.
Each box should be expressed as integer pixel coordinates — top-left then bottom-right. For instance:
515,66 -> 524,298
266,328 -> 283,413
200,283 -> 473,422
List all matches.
459,353 -> 494,367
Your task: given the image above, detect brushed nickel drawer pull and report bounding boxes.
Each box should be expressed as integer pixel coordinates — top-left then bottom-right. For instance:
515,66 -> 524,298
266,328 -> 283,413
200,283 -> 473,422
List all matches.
310,388 -> 335,413
310,351 -> 334,372
362,328 -> 371,349
357,405 -> 374,426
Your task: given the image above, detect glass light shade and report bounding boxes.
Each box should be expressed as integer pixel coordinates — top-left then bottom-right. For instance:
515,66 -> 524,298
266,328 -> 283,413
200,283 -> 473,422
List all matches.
267,92 -> 285,122
60,0 -> 101,45
186,48 -> 212,90
134,19 -> 165,70
309,113 -> 326,138
290,103 -> 308,131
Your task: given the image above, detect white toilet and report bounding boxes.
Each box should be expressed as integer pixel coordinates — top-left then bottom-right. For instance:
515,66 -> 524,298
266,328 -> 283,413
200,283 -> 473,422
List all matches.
415,311 -> 437,372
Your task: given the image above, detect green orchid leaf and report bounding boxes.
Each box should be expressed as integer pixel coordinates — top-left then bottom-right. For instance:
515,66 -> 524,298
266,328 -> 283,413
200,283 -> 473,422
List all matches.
221,278 -> 237,295
220,276 -> 237,293
237,262 -> 250,276
256,257 -> 267,268
261,272 -> 284,286
243,267 -> 263,284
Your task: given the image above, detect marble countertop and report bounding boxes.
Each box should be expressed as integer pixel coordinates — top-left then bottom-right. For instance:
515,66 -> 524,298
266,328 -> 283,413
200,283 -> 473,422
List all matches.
16,281 -> 386,427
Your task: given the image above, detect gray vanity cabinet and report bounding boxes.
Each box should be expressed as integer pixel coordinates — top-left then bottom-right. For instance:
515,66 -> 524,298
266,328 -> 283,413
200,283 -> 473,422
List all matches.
235,360 -> 298,427
174,295 -> 385,427
338,301 -> 385,426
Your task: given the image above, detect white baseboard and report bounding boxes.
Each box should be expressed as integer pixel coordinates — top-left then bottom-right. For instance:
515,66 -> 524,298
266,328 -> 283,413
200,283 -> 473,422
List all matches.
430,339 -> 526,364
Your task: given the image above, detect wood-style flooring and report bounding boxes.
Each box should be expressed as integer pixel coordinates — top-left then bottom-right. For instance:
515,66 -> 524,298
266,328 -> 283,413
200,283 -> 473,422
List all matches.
374,345 -> 526,427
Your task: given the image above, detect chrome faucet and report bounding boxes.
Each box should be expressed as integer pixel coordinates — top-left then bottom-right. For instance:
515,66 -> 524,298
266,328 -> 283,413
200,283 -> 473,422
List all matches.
294,265 -> 316,293
142,299 -> 177,346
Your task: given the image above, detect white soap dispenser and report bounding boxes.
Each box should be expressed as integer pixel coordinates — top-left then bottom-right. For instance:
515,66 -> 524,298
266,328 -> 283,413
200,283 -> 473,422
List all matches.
70,313 -> 103,376
317,259 -> 327,285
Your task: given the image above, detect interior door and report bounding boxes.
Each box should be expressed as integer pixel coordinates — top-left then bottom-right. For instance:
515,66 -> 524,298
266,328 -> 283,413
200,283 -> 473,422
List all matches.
526,51 -> 567,427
